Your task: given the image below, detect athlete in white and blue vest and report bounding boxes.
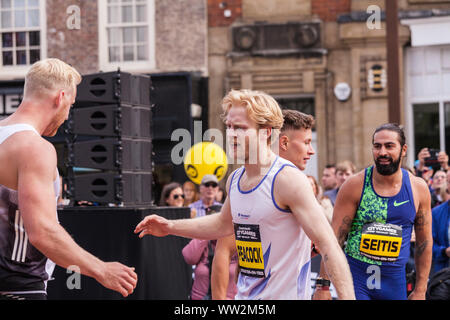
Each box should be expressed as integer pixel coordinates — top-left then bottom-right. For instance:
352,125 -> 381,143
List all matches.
210,109 -> 322,300
135,89 -> 356,300
229,156 -> 312,299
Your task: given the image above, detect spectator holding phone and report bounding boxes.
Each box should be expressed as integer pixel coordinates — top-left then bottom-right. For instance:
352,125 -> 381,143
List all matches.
416,148 -> 449,177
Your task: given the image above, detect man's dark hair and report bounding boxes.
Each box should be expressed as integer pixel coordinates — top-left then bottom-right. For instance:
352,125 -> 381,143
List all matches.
281,109 -> 315,132
325,164 -> 336,169
372,123 -> 406,147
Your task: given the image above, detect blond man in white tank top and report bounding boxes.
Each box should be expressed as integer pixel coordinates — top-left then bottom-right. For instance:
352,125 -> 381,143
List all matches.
211,109 -> 320,300
135,89 -> 355,300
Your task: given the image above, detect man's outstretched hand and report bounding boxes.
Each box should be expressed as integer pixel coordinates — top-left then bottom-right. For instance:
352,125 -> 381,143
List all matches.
134,214 -> 173,238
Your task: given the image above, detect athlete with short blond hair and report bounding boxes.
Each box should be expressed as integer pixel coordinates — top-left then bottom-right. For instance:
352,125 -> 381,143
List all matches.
135,89 -> 355,300
211,109 -> 317,300
0,58 -> 137,300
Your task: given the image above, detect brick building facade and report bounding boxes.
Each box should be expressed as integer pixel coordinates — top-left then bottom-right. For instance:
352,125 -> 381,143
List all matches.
0,0 -> 208,78
0,0 -> 210,187
208,0 -> 450,178
46,0 -> 99,74
0,0 -> 449,182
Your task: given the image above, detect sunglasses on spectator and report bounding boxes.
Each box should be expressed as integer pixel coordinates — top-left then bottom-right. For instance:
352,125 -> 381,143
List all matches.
203,182 -> 218,188
173,194 -> 185,199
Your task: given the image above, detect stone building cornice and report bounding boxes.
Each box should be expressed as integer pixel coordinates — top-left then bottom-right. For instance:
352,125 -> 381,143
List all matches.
337,9 -> 450,23
338,21 -> 411,47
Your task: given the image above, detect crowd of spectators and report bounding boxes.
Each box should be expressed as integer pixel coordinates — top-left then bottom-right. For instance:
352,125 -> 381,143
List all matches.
156,145 -> 449,300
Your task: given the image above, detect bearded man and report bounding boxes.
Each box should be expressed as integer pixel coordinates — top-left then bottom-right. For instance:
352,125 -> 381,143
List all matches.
313,123 -> 432,300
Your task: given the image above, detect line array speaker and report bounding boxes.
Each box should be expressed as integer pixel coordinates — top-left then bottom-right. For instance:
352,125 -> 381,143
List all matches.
65,70 -> 153,206
67,104 -> 151,138
75,71 -> 151,106
69,172 -> 152,205
68,138 -> 152,171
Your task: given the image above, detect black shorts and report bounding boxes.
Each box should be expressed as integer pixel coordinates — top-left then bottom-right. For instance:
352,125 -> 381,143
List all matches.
0,292 -> 47,300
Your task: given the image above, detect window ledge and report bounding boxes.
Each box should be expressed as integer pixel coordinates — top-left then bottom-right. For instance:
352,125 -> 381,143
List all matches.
98,61 -> 156,74
0,66 -> 30,80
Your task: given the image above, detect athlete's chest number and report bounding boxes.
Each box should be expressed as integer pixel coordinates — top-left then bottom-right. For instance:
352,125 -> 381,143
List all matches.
359,222 -> 402,262
234,223 -> 265,278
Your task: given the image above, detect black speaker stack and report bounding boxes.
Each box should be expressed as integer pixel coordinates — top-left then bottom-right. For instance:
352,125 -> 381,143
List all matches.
65,70 -> 153,206
48,206 -> 192,300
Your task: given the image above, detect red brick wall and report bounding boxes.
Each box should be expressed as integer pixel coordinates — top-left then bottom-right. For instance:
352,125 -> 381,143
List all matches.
46,0 -> 98,75
208,0 -> 242,27
312,0 -> 351,22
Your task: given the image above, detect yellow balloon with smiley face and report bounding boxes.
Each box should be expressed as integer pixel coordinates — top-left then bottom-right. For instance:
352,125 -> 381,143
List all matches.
183,142 -> 228,185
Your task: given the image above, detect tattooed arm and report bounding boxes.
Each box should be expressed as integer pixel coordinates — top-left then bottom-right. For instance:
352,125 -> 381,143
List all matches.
408,176 -> 432,300
336,216 -> 354,247
312,172 -> 364,300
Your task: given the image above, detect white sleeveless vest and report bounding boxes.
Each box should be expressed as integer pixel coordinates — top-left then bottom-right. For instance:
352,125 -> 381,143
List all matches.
229,156 -> 312,300
0,124 -> 59,293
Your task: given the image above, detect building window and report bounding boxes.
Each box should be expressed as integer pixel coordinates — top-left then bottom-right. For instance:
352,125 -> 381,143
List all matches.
98,0 -> 155,72
0,0 -> 42,67
405,45 -> 450,166
413,102 -> 440,153
275,95 -> 315,120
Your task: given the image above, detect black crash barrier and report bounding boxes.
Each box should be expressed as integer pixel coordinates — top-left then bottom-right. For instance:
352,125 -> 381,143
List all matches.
47,206 -> 192,300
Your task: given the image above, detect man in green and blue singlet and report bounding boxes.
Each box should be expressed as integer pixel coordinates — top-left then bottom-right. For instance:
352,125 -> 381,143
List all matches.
314,123 -> 432,300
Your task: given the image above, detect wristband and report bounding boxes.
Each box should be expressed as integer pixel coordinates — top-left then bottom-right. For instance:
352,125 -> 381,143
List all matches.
315,278 -> 331,287
318,286 -> 330,291
312,243 -> 319,254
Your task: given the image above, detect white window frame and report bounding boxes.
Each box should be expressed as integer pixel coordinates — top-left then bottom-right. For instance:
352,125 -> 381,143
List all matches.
98,0 -> 155,73
401,16 -> 450,47
0,0 -> 46,80
404,45 -> 450,168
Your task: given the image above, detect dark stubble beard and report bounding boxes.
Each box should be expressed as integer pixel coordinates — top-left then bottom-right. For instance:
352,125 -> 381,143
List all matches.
374,151 -> 402,176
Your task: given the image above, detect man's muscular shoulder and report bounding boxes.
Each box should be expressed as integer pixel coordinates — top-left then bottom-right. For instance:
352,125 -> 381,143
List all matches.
408,171 -> 431,204
336,169 -> 366,203
342,169 -> 365,190
21,132 -> 55,151
12,133 -> 57,169
0,132 -> 56,189
408,171 -> 429,189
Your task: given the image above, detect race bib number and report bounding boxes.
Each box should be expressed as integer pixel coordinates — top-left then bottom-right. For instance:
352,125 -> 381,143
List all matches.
234,223 -> 265,278
359,222 -> 402,262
